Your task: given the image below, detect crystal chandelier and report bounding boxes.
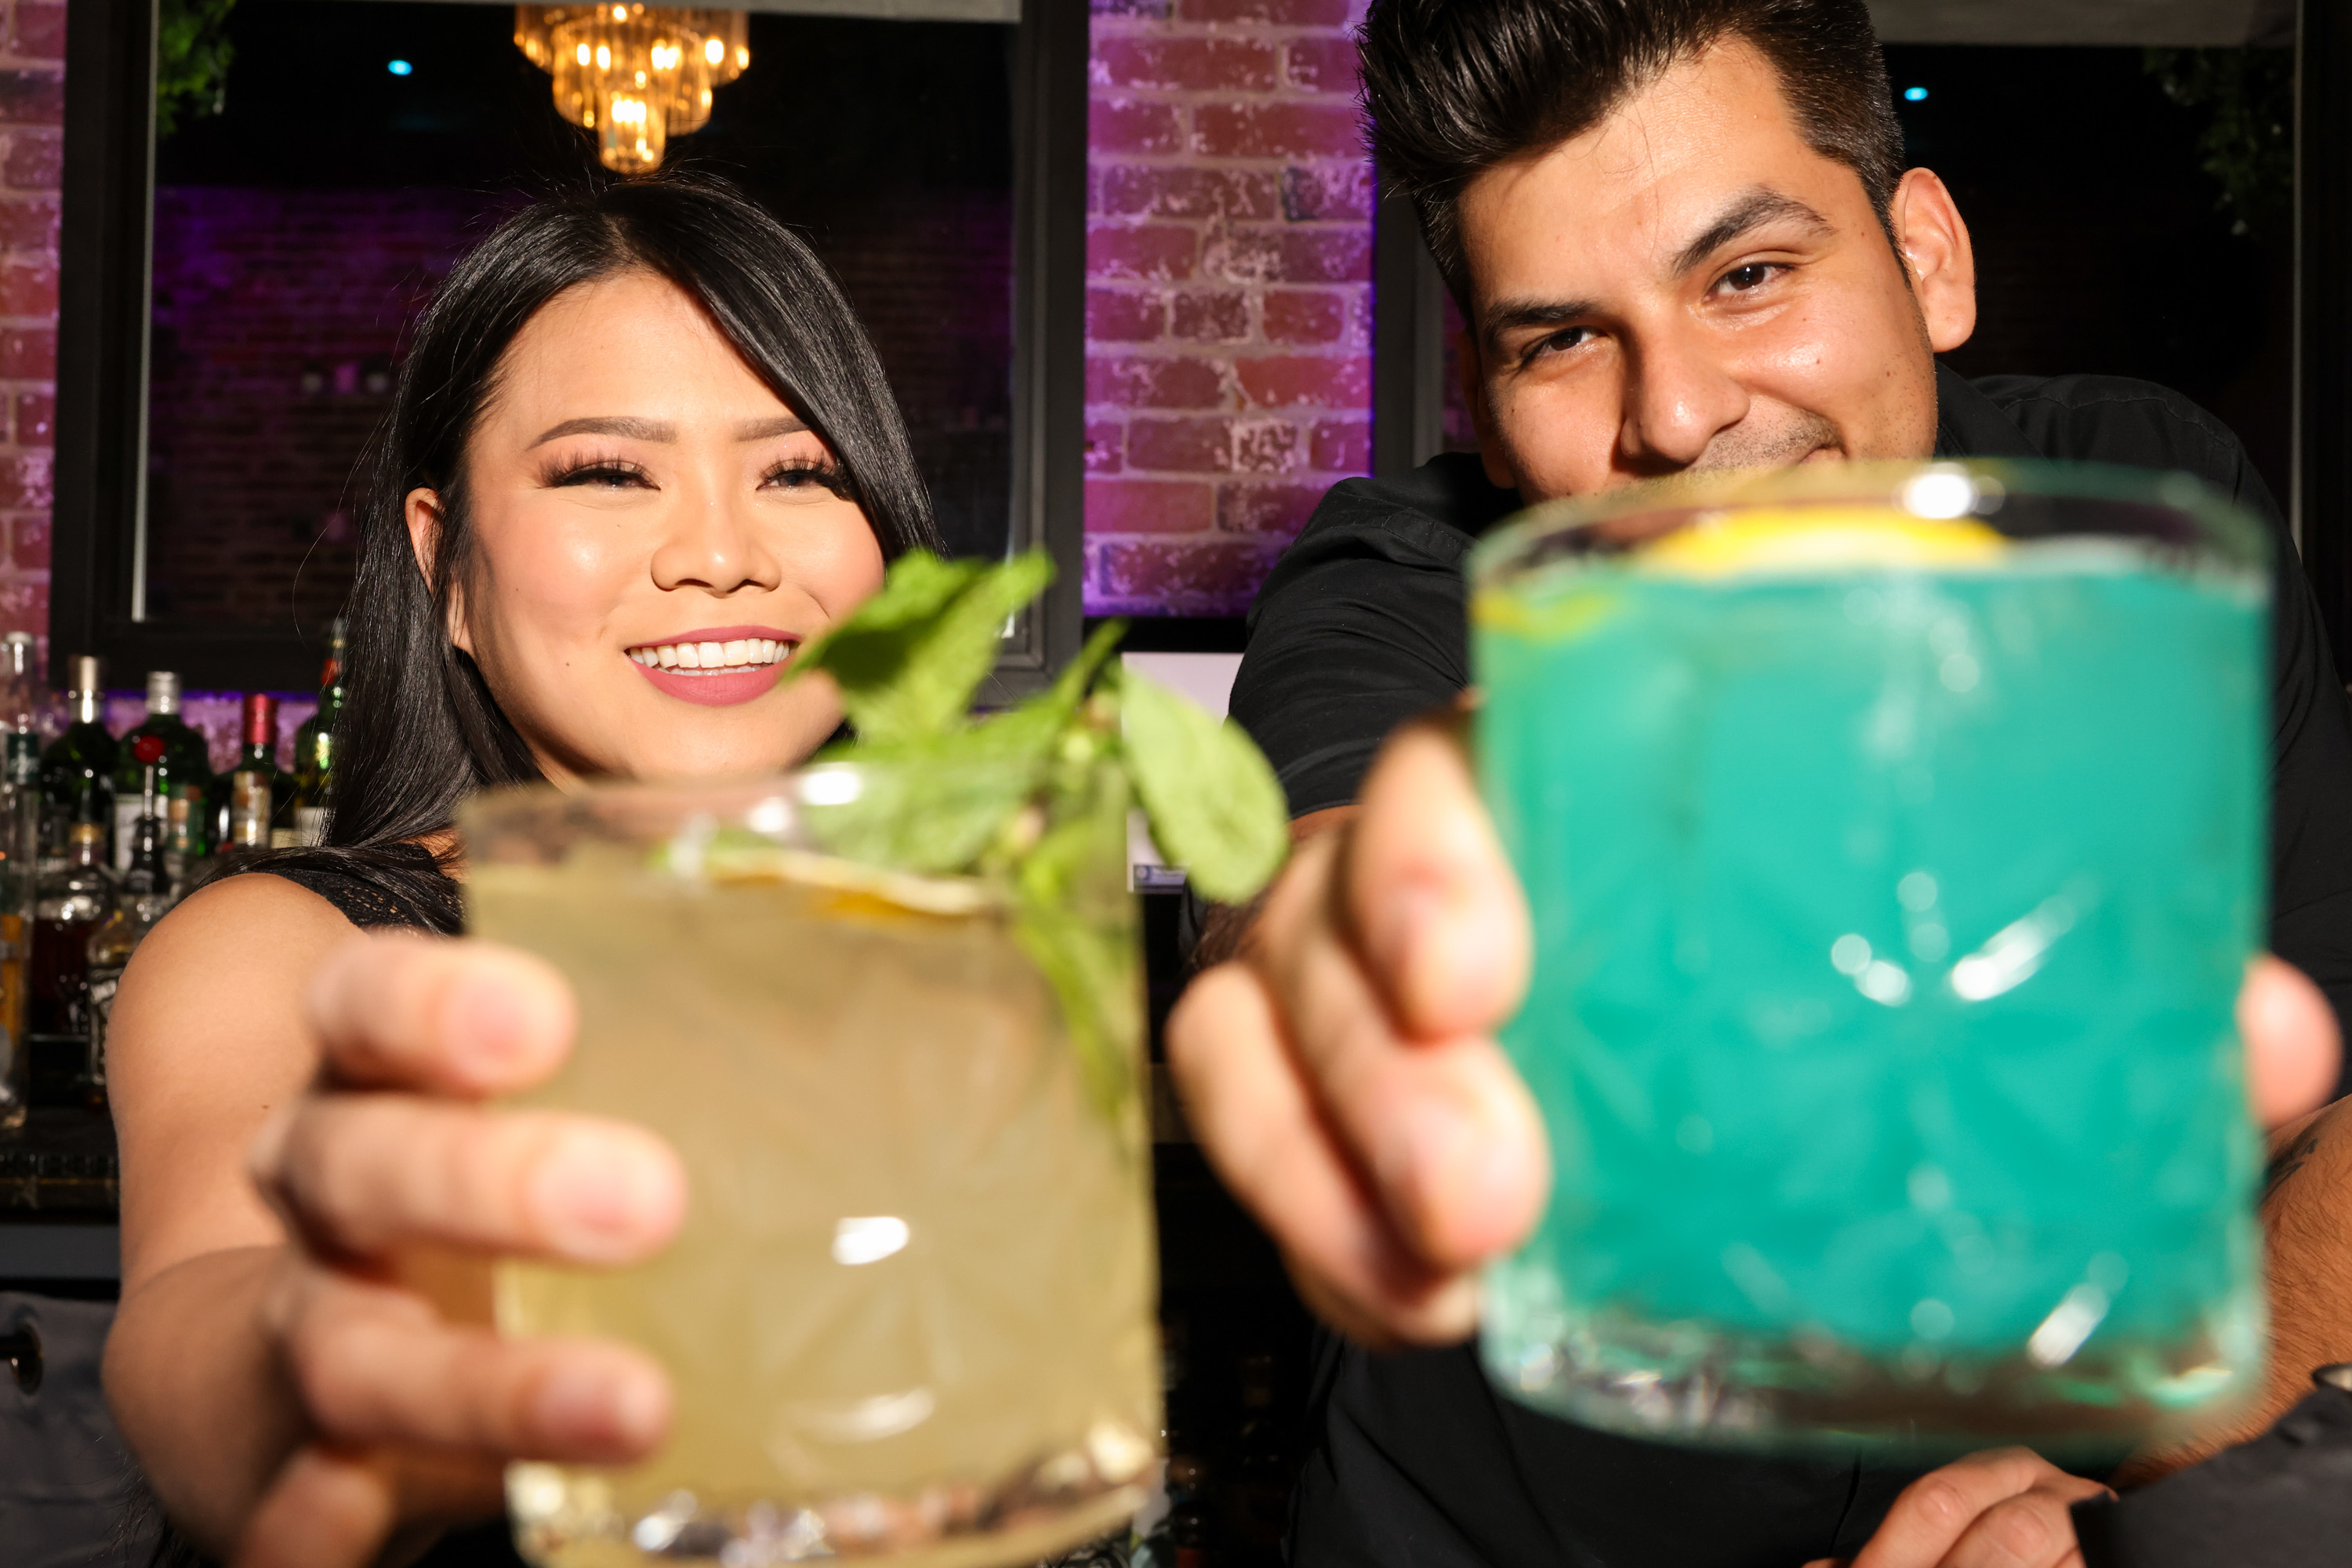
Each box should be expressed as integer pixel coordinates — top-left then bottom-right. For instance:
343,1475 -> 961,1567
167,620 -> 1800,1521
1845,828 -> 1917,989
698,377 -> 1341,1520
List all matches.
514,6 -> 751,173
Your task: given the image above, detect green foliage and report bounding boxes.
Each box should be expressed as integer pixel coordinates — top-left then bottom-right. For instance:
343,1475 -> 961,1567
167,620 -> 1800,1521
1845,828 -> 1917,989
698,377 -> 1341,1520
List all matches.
793,551 -> 1054,742
1119,665 -> 1289,905
157,0 -> 237,138
784,550 -> 1292,1120
2146,47 -> 2295,231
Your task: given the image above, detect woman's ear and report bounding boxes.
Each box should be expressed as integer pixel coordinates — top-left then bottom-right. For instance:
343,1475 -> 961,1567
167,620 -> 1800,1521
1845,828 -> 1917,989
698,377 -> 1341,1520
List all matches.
404,487 -> 473,655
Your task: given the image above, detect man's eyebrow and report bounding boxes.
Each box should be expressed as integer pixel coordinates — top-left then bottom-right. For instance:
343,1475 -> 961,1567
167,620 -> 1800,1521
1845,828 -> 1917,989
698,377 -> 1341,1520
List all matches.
1669,186 -> 1834,277
529,416 -> 676,447
734,416 -> 809,440
1480,296 -> 1604,357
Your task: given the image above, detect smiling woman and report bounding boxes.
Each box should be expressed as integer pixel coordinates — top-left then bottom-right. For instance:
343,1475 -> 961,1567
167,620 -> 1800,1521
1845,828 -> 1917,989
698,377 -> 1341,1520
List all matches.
96,172 -> 947,1567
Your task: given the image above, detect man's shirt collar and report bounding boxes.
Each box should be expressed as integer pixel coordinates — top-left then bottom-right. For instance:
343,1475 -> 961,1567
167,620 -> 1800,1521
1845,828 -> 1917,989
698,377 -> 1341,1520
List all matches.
1933,361 -> 2039,461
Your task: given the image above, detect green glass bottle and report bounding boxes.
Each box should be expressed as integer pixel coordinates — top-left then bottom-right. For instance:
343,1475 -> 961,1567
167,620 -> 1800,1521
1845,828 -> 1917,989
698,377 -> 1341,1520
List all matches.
291,619 -> 345,847
39,656 -> 116,867
111,672 -> 213,875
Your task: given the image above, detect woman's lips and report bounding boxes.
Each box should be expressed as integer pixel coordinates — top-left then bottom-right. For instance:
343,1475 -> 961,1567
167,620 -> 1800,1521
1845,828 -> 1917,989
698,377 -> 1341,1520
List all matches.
626,625 -> 795,707
634,660 -> 786,706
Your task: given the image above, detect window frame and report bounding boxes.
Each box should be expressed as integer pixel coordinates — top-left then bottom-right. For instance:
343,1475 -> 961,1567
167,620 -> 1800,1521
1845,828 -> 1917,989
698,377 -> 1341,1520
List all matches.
54,0 -> 1088,696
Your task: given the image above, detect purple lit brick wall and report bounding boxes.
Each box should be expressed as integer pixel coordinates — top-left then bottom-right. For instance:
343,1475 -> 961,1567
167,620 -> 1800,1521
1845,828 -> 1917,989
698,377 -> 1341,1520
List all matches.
0,0 -> 58,650
1083,0 -> 1374,617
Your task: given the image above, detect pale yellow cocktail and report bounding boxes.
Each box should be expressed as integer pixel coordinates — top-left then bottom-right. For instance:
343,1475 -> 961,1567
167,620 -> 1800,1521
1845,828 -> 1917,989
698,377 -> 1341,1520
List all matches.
463,775 -> 1159,1567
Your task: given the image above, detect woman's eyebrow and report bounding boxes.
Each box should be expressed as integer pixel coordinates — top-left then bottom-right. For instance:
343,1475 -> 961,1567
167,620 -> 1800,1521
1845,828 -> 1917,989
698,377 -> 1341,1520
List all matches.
530,416 -> 676,446
735,416 -> 810,440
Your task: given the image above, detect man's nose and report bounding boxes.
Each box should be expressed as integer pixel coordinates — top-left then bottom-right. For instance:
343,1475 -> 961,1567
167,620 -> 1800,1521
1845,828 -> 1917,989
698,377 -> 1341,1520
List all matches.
1617,325 -> 1751,474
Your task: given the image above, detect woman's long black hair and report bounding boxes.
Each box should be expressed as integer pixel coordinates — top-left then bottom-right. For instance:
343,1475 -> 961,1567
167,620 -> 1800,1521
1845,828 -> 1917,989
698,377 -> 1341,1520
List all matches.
222,172 -> 942,931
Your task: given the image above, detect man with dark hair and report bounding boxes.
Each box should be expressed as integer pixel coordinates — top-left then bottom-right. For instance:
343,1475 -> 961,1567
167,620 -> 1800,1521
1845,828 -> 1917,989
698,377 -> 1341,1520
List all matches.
1165,2 -> 2352,1564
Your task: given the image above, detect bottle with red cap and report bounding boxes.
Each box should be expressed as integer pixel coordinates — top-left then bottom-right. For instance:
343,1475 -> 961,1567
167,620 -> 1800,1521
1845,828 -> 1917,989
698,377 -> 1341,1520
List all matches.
224,691 -> 297,853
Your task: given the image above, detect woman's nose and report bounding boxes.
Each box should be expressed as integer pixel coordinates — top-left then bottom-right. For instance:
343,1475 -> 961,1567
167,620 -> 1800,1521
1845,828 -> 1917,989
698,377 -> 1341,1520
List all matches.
648,482 -> 779,594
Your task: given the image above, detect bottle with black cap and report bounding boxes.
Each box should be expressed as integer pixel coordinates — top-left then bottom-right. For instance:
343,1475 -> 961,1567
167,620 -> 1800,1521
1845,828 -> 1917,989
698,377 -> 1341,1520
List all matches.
38,656 -> 114,867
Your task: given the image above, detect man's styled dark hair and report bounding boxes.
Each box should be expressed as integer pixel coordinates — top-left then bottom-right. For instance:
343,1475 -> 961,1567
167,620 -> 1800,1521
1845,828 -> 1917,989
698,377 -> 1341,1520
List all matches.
1359,0 -> 1904,305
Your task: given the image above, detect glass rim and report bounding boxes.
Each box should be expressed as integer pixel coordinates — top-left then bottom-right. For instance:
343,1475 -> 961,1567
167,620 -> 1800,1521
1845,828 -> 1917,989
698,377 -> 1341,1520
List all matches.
456,762 -> 1034,916
1467,458 -> 2270,592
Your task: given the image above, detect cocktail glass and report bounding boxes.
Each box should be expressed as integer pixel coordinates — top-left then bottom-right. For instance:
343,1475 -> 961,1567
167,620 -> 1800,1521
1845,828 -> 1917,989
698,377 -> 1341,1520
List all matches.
1470,461 -> 2270,1452
461,761 -> 1159,1565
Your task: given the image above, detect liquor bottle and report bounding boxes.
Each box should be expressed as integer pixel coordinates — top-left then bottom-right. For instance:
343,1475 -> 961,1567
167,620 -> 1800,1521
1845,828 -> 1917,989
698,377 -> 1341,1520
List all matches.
87,738 -> 173,1099
39,656 -> 115,866
227,693 -> 297,849
290,619 -> 345,847
0,630 -> 34,734
111,672 -> 212,876
31,820 -> 110,1038
0,727 -> 34,1133
1226,1352 -> 1290,1562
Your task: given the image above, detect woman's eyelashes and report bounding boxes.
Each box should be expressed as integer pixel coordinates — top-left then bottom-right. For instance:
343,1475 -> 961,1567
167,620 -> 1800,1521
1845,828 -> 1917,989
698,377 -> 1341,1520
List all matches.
541,454 -> 655,490
762,457 -> 849,496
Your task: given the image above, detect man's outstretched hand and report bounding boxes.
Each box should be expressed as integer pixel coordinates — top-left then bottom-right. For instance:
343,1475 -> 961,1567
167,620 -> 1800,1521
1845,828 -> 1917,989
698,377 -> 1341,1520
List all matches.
1171,710 -> 2340,1345
1168,715 -> 1544,1345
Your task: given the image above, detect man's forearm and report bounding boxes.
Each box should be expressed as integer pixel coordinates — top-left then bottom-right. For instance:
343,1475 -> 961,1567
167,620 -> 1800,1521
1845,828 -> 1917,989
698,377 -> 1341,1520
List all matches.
104,1244 -> 306,1555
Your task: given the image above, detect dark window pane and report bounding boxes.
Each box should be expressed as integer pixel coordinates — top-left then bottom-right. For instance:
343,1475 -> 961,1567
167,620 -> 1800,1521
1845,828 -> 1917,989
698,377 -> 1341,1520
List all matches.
144,1 -> 1018,630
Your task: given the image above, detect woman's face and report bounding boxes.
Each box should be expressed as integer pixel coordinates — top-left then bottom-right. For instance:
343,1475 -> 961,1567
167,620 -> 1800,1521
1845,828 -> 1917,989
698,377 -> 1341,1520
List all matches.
407,269 -> 887,785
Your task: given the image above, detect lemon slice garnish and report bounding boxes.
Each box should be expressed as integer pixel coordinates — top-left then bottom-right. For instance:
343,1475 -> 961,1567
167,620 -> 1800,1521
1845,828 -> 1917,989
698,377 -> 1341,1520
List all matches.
1642,505 -> 2007,576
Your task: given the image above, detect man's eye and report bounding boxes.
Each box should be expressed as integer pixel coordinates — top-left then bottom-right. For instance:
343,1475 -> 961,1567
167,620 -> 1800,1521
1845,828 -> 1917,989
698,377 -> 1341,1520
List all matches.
1719,263 -> 1780,293
1528,326 -> 1595,361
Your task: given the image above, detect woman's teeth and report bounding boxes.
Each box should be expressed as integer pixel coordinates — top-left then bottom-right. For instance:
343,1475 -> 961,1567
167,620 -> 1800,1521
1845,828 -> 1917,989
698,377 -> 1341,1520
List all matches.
628,637 -> 789,671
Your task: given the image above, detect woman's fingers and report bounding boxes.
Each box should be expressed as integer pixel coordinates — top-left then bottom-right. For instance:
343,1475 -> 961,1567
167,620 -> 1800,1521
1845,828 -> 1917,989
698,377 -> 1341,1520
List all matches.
254,1094 -> 685,1265
231,1446 -> 398,1568
267,1267 -> 669,1459
2240,956 -> 2342,1130
306,931 -> 577,1096
1167,963 -> 1479,1345
232,1443 -> 511,1568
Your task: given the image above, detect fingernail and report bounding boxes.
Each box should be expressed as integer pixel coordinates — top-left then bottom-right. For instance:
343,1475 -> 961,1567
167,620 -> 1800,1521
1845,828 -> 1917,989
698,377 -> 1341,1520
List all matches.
535,1359 -> 669,1452
1381,1094 -> 1479,1250
531,1131 -> 682,1262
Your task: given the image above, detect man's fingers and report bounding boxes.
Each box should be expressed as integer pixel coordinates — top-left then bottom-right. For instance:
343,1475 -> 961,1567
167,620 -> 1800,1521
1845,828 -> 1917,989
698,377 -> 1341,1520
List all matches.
2240,956 -> 2341,1128
307,931 -> 577,1095
270,1269 -> 670,1460
1344,718 -> 1530,1040
255,1095 -> 685,1265
1849,1449 -> 2107,1568
1168,964 -> 1478,1345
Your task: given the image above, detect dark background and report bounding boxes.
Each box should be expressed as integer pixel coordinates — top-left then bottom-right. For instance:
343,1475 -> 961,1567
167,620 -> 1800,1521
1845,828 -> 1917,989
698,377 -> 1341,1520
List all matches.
143,0 -> 1020,628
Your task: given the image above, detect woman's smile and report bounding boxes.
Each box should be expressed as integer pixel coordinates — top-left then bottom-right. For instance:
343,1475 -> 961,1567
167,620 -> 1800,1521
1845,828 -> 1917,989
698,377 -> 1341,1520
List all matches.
626,623 -> 799,706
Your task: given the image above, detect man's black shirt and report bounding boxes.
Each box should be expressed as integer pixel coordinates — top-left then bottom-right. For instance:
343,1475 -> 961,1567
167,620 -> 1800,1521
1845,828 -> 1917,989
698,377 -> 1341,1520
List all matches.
1228,368 -> 2352,1568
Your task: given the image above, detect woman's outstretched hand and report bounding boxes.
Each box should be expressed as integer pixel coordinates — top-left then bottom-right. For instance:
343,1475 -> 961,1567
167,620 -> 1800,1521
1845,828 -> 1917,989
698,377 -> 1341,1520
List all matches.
234,931 -> 685,1568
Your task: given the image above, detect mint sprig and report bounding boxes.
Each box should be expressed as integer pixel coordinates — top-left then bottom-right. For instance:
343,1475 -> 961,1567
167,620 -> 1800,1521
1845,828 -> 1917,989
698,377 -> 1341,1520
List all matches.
783,550 -> 1292,1116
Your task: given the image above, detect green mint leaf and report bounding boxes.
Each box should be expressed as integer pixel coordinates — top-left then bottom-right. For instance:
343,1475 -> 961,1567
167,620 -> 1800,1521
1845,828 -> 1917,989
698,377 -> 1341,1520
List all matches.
971,618 -> 1127,764
1120,667 -> 1290,904
792,550 -> 1055,742
1011,772 -> 1142,1126
798,738 -> 1042,876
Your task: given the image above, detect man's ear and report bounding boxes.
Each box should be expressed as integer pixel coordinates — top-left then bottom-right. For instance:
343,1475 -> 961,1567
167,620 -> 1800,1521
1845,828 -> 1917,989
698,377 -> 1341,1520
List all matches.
1889,167 -> 1976,355
1460,329 -> 1518,491
404,487 -> 474,656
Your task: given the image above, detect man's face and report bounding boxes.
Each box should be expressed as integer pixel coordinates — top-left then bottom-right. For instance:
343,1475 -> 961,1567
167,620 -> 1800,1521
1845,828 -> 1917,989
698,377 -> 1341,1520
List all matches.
1454,41 -> 1976,502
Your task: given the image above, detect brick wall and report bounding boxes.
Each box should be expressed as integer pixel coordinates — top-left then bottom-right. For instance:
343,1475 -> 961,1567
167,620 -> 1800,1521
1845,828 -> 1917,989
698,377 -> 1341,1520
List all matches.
0,0 -> 56,650
1083,0 -> 1374,618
